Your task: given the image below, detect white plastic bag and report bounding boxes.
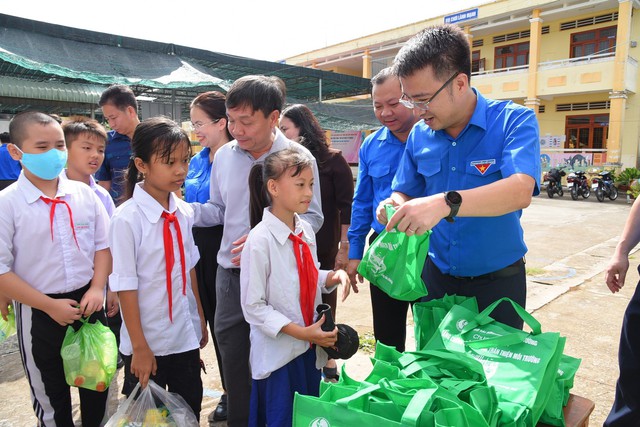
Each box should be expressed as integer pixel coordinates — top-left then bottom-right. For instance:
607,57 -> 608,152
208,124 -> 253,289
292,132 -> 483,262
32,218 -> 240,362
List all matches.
104,379 -> 198,426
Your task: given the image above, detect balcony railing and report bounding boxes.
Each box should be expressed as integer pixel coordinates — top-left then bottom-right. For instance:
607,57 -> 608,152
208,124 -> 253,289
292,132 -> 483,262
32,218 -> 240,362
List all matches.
472,64 -> 528,76
538,52 -> 615,70
471,52 -> 616,77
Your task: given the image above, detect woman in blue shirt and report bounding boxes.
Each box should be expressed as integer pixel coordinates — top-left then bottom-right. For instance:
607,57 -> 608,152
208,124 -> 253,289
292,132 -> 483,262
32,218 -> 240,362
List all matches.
186,91 -> 232,423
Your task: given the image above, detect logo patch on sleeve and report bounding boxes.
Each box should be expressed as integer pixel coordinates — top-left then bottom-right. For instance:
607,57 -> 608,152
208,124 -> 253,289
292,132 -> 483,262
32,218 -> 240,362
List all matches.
470,159 -> 496,175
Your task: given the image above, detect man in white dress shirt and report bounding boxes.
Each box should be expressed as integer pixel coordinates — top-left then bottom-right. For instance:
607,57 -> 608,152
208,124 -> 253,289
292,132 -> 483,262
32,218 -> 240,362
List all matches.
192,75 -> 323,427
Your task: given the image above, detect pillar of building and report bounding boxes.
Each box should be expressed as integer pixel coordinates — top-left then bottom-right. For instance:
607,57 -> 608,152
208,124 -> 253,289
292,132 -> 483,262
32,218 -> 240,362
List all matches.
464,25 -> 473,41
527,10 -> 542,115
607,0 -> 632,164
362,49 -> 372,79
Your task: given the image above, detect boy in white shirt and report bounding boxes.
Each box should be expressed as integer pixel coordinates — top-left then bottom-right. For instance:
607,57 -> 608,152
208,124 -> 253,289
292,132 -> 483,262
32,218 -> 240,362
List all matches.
62,116 -> 119,319
0,111 -> 111,427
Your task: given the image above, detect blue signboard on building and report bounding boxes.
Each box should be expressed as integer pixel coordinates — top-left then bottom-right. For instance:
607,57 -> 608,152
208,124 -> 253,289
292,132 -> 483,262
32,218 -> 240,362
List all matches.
444,8 -> 479,24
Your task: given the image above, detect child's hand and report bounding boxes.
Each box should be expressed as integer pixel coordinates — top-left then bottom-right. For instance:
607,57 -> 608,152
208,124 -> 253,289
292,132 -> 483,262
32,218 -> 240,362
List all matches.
0,294 -> 12,321
131,346 -> 157,389
46,298 -> 82,326
105,290 -> 120,318
199,318 -> 209,349
306,315 -> 337,348
79,287 -> 104,317
333,269 -> 351,302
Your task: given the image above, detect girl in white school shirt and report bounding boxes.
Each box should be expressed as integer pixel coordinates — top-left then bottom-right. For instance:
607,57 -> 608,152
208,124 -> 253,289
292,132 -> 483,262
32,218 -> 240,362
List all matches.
240,149 -> 350,427
108,117 -> 208,420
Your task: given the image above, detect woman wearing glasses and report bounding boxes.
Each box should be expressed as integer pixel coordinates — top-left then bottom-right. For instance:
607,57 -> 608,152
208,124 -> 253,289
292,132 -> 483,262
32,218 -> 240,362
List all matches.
186,91 -> 232,423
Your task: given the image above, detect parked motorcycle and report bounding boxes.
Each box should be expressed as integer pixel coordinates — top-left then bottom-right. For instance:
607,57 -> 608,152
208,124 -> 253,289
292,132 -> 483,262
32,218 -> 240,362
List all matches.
591,171 -> 618,202
567,171 -> 590,200
543,167 -> 566,198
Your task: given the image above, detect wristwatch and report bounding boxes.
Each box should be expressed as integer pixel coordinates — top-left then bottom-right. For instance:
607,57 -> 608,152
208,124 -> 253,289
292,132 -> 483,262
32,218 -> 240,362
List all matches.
444,191 -> 462,223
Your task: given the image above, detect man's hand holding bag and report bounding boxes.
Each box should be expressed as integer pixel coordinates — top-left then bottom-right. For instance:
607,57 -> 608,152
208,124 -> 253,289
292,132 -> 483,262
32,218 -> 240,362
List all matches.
358,204 -> 431,301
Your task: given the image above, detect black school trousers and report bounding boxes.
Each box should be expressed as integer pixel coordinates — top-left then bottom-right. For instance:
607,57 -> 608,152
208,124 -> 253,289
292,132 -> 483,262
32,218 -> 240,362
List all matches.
15,284 -> 108,427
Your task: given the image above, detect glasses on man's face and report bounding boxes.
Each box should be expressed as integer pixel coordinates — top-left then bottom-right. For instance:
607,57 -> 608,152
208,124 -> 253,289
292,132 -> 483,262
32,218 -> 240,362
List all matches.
190,118 -> 222,131
399,72 -> 460,111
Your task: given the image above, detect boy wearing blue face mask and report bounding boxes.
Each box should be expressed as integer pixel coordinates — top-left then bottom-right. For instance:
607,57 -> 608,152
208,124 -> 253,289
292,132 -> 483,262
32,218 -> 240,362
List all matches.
0,111 -> 112,427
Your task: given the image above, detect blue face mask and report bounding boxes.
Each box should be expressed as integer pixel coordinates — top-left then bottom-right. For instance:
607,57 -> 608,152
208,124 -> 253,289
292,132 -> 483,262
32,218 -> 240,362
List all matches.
16,147 -> 68,180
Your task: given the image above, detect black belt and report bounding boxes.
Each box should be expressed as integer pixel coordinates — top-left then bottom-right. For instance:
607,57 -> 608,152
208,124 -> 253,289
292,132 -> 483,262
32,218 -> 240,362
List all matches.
450,258 -> 525,281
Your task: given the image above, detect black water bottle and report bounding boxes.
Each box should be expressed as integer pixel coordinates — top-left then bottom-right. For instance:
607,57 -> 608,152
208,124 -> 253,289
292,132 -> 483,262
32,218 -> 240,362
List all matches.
315,303 -> 335,332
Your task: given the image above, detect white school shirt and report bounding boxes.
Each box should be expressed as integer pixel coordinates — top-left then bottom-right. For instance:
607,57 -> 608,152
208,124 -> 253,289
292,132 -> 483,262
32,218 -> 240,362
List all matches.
108,183 -> 201,356
61,170 -> 116,217
0,171 -> 110,294
192,128 -> 324,269
240,208 -> 333,380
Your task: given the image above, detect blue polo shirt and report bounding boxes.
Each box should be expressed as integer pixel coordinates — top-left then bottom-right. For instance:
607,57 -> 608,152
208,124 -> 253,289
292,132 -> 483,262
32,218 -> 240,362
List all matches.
95,130 -> 131,204
185,147 -> 211,203
392,89 -> 540,277
0,144 -> 21,180
348,127 -> 407,259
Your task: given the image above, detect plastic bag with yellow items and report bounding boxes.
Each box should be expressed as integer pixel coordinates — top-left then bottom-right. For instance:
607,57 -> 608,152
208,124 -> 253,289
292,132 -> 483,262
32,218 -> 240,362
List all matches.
60,317 -> 117,392
104,380 -> 199,427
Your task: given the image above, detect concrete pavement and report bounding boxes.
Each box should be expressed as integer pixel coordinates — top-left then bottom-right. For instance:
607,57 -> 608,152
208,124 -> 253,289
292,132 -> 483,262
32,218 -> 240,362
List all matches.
0,194 -> 636,426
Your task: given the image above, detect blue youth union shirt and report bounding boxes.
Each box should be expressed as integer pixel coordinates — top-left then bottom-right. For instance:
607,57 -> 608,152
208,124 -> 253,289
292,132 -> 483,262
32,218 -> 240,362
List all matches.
392,89 -> 540,277
185,147 -> 212,204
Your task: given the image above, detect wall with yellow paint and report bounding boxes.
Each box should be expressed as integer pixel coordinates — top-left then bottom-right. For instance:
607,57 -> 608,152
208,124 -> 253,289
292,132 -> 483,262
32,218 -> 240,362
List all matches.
538,93 -> 611,138
326,66 -> 360,77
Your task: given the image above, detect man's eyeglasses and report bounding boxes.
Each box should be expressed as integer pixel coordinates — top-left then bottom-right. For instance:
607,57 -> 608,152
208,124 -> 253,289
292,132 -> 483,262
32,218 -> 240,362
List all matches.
190,118 -> 222,131
399,72 -> 460,111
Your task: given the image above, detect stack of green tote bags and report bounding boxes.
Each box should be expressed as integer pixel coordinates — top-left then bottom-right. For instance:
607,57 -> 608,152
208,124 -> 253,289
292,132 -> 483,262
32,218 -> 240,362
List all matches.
293,295 -> 581,427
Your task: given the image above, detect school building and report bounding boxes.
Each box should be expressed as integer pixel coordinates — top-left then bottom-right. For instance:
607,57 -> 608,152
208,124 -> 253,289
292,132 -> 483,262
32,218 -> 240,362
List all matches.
285,0 -> 640,171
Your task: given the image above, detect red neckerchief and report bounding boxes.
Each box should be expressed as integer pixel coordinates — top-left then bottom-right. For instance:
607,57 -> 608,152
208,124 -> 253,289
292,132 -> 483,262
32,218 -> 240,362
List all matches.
161,211 -> 187,323
288,232 -> 318,326
40,196 -> 79,249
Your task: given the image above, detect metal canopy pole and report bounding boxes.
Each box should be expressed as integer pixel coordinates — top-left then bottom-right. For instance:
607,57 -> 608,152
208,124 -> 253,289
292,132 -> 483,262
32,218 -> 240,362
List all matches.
319,78 -> 322,103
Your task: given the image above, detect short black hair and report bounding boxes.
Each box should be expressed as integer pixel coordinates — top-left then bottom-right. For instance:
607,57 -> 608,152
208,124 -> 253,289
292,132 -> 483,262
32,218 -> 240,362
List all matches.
99,84 -> 138,111
226,75 -> 285,118
9,111 -> 60,148
371,67 -> 396,87
393,24 -> 471,83
62,116 -> 108,148
0,132 -> 9,144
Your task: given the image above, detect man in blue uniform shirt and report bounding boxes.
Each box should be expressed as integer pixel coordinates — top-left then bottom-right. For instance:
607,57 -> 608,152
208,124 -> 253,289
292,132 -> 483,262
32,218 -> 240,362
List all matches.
377,24 -> 541,329
95,84 -> 140,204
347,67 -> 419,352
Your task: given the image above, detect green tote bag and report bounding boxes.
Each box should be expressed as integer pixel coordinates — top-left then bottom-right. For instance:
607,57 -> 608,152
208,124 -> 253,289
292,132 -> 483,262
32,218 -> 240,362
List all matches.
357,205 -> 430,301
413,294 -> 479,350
425,297 -> 565,427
